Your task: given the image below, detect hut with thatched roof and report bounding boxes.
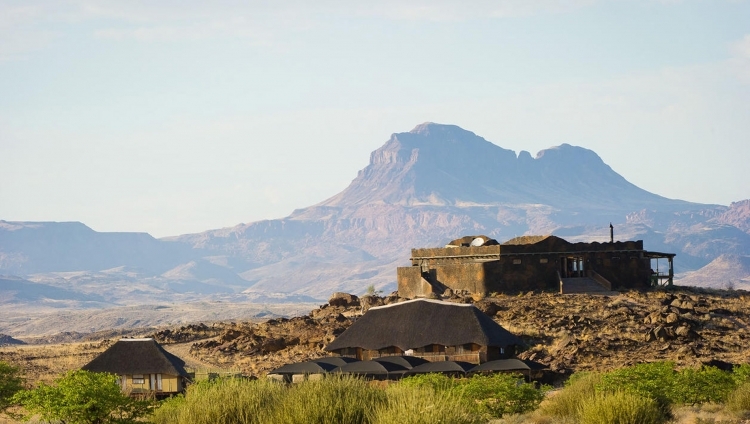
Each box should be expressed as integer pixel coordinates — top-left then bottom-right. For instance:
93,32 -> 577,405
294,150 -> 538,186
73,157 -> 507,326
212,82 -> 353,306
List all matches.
82,338 -> 189,396
325,298 -> 522,364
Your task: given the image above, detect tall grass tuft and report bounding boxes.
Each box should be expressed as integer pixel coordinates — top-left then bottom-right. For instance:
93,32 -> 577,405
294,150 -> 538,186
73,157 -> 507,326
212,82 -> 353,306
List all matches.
726,382 -> 750,413
265,375 -> 385,424
537,372 -> 601,420
151,378 -> 284,424
578,391 -> 665,424
370,384 -> 482,424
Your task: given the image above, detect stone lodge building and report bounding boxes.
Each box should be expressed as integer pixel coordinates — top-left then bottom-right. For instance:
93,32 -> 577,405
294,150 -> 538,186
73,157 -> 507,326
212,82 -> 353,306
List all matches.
398,235 -> 675,298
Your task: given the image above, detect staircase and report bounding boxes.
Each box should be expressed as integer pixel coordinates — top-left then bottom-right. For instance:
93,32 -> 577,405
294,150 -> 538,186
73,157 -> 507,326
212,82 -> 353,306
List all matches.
560,277 -> 618,295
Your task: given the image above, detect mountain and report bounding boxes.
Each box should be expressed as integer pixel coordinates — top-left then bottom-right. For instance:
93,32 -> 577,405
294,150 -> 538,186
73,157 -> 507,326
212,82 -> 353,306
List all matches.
676,254 -> 750,290
2,123 -> 750,304
0,221 -> 193,274
318,123 -> 692,213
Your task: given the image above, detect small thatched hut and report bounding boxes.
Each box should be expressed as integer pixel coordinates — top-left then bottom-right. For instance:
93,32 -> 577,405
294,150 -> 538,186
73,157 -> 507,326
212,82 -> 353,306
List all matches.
325,298 -> 522,364
82,338 -> 189,395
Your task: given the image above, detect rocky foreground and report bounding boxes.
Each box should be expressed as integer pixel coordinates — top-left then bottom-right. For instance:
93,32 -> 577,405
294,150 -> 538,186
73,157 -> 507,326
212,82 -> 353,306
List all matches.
146,287 -> 750,379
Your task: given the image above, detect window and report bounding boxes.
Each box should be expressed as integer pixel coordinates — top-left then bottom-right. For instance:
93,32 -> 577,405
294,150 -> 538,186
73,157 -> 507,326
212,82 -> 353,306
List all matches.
132,374 -> 145,384
512,259 -> 522,265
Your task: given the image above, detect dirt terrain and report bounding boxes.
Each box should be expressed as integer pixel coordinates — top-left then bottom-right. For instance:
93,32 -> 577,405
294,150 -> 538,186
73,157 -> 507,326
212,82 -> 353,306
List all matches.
2,287 -> 749,386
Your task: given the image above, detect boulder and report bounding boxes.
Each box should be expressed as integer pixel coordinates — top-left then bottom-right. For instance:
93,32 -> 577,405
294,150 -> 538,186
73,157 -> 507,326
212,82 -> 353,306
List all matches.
475,300 -> 500,316
328,292 -> 360,307
360,295 -> 384,309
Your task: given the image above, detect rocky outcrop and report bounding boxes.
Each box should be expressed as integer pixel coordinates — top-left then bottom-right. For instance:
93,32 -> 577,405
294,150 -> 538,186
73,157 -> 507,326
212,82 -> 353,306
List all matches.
0,334 -> 26,345
183,287 -> 750,379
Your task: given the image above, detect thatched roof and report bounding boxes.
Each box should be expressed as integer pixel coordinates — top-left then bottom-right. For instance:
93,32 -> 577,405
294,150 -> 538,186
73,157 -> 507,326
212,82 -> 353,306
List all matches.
310,357 -> 360,367
469,358 -> 531,373
332,360 -> 408,376
372,355 -> 428,369
325,298 -> 522,352
404,360 -> 475,376
82,338 -> 188,376
269,361 -> 336,375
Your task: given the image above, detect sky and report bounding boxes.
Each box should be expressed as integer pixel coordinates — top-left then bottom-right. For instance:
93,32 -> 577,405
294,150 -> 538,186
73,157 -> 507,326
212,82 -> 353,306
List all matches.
1,0 -> 749,238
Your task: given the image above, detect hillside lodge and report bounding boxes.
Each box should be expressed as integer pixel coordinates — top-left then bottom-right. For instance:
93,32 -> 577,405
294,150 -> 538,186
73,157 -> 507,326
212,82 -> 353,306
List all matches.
398,234 -> 675,298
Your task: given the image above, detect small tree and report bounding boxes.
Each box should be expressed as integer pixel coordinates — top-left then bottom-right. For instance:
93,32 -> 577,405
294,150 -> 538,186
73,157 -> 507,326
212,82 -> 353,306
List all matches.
365,284 -> 382,297
12,370 -> 152,424
0,361 -> 24,412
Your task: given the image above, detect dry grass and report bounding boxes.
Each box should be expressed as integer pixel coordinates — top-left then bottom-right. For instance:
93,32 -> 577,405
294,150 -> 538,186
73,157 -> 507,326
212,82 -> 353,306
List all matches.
0,341 -> 109,385
671,404 -> 749,424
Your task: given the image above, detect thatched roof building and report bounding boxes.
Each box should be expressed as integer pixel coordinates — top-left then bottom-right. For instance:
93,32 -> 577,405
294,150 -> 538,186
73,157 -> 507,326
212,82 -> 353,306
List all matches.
325,298 -> 522,363
82,338 -> 188,395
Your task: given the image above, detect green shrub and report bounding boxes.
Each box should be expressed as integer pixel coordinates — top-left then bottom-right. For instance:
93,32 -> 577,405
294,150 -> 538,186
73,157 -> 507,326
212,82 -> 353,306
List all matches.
538,372 -> 601,419
672,366 -> 736,405
598,361 -> 676,404
726,382 -> 750,413
0,361 -> 24,412
152,377 -> 284,424
12,370 -> 152,424
399,373 -> 457,392
578,391 -> 666,424
732,364 -> 750,385
457,373 -> 546,418
266,375 -> 385,424
370,384 -> 481,424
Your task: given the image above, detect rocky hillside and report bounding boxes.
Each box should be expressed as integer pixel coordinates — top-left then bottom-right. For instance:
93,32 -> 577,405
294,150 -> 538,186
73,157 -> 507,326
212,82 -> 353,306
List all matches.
173,288 -> 750,379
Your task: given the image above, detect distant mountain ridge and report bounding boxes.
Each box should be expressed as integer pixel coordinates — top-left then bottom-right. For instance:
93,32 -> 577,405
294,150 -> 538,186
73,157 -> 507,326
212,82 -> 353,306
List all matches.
318,123 -> 693,214
2,123 -> 749,304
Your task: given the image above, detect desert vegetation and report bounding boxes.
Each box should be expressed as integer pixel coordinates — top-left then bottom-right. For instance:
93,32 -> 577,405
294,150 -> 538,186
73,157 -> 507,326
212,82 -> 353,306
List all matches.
148,362 -> 750,424
2,356 -> 750,423
151,373 -> 542,424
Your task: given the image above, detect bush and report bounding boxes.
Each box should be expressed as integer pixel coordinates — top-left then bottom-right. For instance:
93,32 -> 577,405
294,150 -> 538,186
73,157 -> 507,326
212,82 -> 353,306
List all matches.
458,373 -> 546,418
399,373 -> 457,393
732,363 -> 750,385
370,384 -> 481,424
726,382 -> 750,413
0,361 -> 24,412
672,366 -> 736,405
152,378 -> 283,424
598,361 -> 676,404
538,372 -> 601,420
266,375 -> 385,424
12,370 -> 152,424
578,391 -> 665,424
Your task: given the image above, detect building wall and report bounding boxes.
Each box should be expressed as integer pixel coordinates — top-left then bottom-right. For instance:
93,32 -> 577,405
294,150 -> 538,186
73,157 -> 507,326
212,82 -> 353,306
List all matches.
120,373 -> 181,393
396,267 -> 433,298
351,342 -> 514,364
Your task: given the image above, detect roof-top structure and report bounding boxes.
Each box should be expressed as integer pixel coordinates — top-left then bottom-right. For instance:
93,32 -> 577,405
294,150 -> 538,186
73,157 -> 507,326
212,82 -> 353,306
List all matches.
325,298 -> 521,363
82,338 -> 188,377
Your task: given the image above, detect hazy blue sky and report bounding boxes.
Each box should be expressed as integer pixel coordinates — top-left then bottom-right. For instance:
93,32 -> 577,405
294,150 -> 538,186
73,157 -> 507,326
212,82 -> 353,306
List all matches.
1,0 -> 749,237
